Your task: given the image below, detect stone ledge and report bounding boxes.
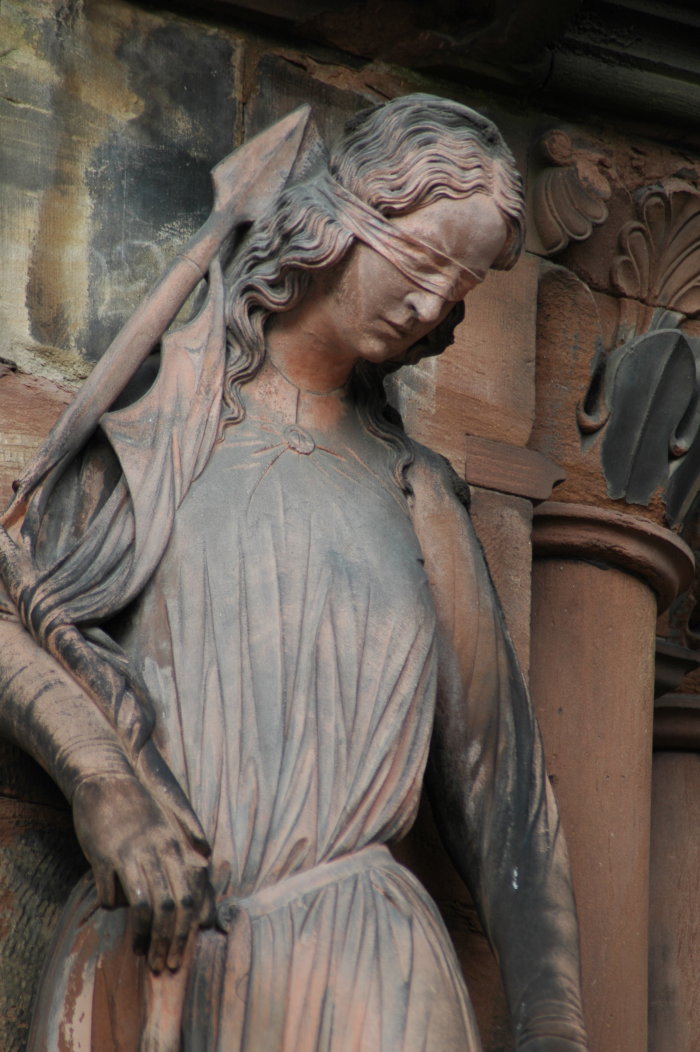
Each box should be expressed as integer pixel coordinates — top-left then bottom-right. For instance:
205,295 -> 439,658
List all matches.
464,435 -> 565,502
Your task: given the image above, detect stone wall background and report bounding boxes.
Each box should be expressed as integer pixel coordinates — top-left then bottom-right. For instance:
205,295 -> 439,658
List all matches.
3,0 -> 700,1048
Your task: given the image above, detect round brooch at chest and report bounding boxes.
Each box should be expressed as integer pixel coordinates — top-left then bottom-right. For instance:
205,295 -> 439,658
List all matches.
283,424 -> 316,455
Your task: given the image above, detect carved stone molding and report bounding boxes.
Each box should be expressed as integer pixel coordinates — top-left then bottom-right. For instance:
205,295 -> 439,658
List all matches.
202,0 -> 585,81
654,639 -> 700,699
654,694 -> 700,750
198,1 -> 700,136
532,501 -> 694,612
530,129 -> 611,255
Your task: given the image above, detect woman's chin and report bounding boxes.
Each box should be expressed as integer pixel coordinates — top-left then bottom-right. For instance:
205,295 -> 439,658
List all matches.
357,338 -> 409,365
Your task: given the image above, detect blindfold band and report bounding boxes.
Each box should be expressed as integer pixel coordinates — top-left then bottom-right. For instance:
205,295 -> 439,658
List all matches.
330,179 -> 484,302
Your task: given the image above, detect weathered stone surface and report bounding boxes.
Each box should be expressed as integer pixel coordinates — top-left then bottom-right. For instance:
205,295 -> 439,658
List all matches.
463,434 -> 565,501
2,0 -> 240,382
531,557 -> 656,1052
0,73 -> 589,1049
198,0 -> 700,145
389,251 -> 539,465
0,799 -> 86,1052
242,60 -> 542,481
649,751 -> 700,1050
200,0 -> 578,79
526,128 -> 612,258
531,261 -> 700,533
0,740 -> 66,809
0,357 -> 85,1052
244,52 -> 368,143
2,6 -> 244,1042
0,364 -> 73,499
558,174 -> 700,304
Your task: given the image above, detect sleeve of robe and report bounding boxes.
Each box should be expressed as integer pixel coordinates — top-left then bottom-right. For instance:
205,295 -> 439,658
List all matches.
0,263 -> 225,797
409,446 -> 588,1051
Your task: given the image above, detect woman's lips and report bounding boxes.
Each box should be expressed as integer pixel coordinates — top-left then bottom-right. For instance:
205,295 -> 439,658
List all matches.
381,317 -> 411,339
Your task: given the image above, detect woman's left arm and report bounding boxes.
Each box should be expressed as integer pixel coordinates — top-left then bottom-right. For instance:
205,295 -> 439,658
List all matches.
409,448 -> 588,1051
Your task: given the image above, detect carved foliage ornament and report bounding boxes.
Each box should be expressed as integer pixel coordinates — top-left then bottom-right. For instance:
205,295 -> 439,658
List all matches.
612,188 -> 700,317
578,185 -> 700,527
531,129 -> 611,255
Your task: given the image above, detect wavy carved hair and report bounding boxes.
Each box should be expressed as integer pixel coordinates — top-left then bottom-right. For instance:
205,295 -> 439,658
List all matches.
222,94 -> 525,493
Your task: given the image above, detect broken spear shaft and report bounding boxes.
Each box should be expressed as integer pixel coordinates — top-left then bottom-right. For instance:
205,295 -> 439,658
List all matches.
2,105 -> 313,526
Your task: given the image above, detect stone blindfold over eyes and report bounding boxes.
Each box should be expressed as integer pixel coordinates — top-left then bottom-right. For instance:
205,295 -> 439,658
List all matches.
330,178 -> 485,302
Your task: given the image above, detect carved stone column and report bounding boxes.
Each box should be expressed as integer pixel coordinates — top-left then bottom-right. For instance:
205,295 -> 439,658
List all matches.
649,701 -> 700,1049
530,504 -> 692,1051
527,157 -> 700,1049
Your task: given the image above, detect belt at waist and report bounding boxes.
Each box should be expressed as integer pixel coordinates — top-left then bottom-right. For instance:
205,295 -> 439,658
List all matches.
216,842 -> 393,932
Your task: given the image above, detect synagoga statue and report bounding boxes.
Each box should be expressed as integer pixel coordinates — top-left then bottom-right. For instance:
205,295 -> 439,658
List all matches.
0,94 -> 588,1050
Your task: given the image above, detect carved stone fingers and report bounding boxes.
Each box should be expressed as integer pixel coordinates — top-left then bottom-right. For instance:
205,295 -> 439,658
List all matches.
71,771 -> 212,973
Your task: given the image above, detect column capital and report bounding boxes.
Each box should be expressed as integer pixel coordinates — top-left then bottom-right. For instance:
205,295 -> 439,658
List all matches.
532,501 -> 694,612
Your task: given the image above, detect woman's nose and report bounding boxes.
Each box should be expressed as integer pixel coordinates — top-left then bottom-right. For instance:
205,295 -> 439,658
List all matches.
404,290 -> 447,325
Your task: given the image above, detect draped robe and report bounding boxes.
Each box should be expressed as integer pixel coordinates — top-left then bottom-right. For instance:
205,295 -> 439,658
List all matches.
4,270 -> 585,1049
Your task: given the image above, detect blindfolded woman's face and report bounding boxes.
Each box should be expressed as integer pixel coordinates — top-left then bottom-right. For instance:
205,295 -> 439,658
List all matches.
299,192 -> 508,368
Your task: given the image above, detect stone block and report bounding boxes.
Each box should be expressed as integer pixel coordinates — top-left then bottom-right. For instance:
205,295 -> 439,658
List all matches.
0,365 -> 72,500
245,51 -> 368,142
388,251 -> 539,468
2,0 -> 240,382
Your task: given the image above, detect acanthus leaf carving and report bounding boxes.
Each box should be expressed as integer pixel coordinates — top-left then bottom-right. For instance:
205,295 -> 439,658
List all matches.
530,129 -> 612,255
612,187 -> 700,317
575,181 -> 700,527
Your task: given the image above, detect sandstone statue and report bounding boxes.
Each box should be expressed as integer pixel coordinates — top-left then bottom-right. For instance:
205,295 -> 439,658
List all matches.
0,94 -> 587,1050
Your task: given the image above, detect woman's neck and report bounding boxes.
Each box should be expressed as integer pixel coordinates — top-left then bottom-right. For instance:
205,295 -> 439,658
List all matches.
264,286 -> 359,394
244,354 -> 353,436
266,354 -> 347,398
